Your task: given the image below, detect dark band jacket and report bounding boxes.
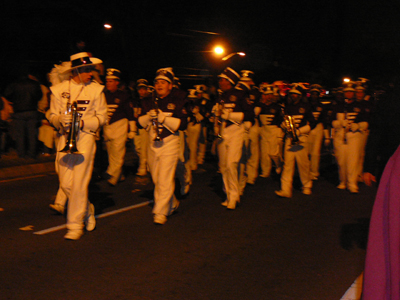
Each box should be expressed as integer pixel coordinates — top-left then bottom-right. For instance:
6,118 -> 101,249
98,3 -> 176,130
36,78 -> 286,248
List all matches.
141,88 -> 188,139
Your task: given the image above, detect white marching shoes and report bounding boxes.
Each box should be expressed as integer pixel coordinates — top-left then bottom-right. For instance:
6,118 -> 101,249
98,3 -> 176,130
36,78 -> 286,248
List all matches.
85,203 -> 96,231
64,203 -> 96,240
275,190 -> 292,198
153,214 -> 167,225
64,230 -> 83,240
49,203 -> 65,215
302,187 -> 312,195
221,199 -> 238,209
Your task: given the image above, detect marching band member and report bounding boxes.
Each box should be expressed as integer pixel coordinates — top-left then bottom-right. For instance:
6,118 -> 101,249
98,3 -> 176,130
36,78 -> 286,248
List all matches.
194,84 -> 212,166
49,52 -> 107,240
258,83 -> 284,177
331,81 -> 369,193
239,70 -> 261,186
235,77 -> 254,194
355,79 -> 372,182
186,89 -> 204,171
275,83 -> 315,198
103,69 -> 136,186
307,84 -> 330,180
216,67 -> 252,209
138,68 -> 188,224
174,81 -> 191,196
134,79 -> 150,176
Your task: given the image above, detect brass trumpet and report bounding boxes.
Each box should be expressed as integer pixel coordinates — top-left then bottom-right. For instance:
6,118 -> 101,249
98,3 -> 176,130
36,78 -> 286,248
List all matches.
60,102 -> 82,154
213,93 -> 225,140
152,95 -> 162,142
280,105 -> 303,151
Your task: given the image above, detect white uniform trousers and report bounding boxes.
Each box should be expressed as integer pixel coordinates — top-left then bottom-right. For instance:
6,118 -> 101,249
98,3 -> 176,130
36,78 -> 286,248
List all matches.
103,119 -> 128,185
246,123 -> 260,183
56,132 -> 96,230
135,128 -> 149,175
175,131 -> 191,195
148,134 -> 180,217
333,130 -> 363,191
54,132 -> 67,208
186,122 -> 201,170
280,135 -> 312,195
260,125 -> 283,177
218,124 -> 244,206
54,186 -> 68,207
307,123 -> 324,179
238,129 -> 250,194
197,125 -> 208,164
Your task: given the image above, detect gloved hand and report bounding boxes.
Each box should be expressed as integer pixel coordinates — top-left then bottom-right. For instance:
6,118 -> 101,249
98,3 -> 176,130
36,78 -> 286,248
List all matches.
59,113 -> 73,129
147,109 -> 157,119
192,106 -> 200,114
195,113 -> 204,123
280,121 -> 288,131
350,122 -> 359,132
341,119 -> 349,128
221,108 -> 230,120
128,131 -> 136,139
324,138 -> 331,147
157,109 -> 166,123
213,104 -> 222,117
244,121 -> 252,131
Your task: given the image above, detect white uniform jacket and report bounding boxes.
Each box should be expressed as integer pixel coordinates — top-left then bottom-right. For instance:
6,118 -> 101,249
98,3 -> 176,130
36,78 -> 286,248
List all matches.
49,79 -> 107,136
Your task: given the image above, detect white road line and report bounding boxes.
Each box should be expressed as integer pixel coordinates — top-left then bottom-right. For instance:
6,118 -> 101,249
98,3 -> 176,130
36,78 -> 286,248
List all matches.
0,173 -> 54,183
34,200 -> 153,235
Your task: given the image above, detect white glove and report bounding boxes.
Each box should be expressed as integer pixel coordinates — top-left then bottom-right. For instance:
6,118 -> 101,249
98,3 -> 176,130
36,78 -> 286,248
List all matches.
147,109 -> 157,119
332,120 -> 341,129
281,121 -> 288,131
157,109 -> 166,123
350,122 -> 359,132
341,119 -> 349,128
195,113 -> 204,122
128,131 -> 136,139
221,108 -> 230,120
59,113 -> 73,129
213,104 -> 222,116
192,106 -> 200,114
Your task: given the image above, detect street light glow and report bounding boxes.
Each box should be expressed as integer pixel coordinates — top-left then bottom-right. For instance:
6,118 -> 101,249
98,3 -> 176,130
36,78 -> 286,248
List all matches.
222,52 -> 246,61
214,46 -> 224,55
104,23 -> 112,29
343,77 -> 350,83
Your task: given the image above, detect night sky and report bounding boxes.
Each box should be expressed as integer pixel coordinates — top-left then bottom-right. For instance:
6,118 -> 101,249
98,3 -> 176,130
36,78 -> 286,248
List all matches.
2,0 -> 400,89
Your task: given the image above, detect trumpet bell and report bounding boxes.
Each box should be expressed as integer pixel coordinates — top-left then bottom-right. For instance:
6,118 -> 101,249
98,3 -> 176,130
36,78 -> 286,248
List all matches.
60,140 -> 82,154
59,102 -> 82,154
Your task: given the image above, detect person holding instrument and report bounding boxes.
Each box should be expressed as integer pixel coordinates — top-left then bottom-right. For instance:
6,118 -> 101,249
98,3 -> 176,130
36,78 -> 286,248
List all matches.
215,67 -> 252,210
138,68 -> 188,225
49,52 -> 107,240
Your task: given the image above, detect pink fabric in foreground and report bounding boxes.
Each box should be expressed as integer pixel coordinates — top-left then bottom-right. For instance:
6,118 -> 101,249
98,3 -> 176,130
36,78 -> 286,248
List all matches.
362,144 -> 400,300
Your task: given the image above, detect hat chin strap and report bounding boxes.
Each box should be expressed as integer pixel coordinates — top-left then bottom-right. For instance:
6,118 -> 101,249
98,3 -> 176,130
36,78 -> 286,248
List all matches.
75,68 -> 90,85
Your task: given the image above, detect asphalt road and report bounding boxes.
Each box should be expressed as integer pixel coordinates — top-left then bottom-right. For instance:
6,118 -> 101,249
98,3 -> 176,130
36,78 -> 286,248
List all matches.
0,156 -> 377,300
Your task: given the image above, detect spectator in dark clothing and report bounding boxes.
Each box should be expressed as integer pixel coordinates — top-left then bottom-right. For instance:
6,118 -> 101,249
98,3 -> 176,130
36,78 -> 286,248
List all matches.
362,81 -> 400,299
363,83 -> 400,186
3,74 -> 43,158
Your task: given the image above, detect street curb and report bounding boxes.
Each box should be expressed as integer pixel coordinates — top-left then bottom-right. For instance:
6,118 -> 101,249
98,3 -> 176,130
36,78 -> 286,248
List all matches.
0,162 -> 55,180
